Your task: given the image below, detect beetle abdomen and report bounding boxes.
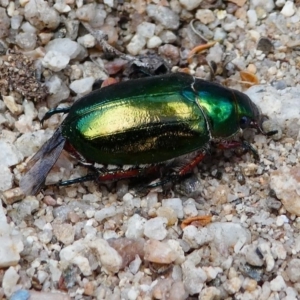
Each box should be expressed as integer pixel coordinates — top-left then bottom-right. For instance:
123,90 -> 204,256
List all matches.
62,91 -> 209,165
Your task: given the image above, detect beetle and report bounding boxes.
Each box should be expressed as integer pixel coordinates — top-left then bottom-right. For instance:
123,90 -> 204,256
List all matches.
20,72 -> 276,195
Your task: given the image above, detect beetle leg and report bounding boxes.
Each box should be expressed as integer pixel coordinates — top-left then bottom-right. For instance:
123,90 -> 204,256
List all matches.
147,152 -> 207,188
177,152 -> 207,176
41,107 -> 70,124
57,174 -> 98,187
217,140 -> 259,160
97,165 -> 161,182
47,165 -> 161,190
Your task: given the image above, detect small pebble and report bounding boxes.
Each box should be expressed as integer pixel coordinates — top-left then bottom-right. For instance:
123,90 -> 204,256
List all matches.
146,5 -> 179,29
179,0 -> 203,11
280,1 -> 295,17
69,77 -> 95,95
144,217 -> 168,240
52,223 -> 75,245
198,287 -> 221,300
137,22 -> 155,38
162,198 -> 184,219
42,50 -> 70,72
3,267 -> 20,297
223,277 -> 242,294
45,38 -> 81,59
77,34 -> 96,48
147,36 -> 162,48
257,243 -> 275,272
126,34 -> 146,56
286,259 -> 300,283
270,275 -> 286,292
195,9 -> 215,24
144,239 -> 177,264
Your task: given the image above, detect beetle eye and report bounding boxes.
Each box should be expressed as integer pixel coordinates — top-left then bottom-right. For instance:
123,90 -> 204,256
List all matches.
240,116 -> 251,129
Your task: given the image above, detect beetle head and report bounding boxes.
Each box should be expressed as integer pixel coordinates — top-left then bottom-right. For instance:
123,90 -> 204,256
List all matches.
236,92 -> 277,137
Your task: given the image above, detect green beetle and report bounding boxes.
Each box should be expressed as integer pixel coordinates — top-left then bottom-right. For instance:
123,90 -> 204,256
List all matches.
20,72 -> 275,195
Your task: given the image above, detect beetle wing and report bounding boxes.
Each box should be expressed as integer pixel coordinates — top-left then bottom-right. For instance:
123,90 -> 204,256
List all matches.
62,92 -> 209,165
20,128 -> 66,195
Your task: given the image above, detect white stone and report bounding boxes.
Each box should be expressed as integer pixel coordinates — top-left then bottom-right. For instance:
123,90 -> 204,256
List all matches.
242,244 -> 264,267
159,30 -> 177,43
45,75 -> 70,107
53,2 -> 71,13
0,166 -> 13,191
127,288 -> 139,300
0,236 -> 24,267
207,222 -> 251,250
183,200 -> 198,217
38,229 -> 53,244
182,259 -> 207,295
182,225 -> 202,248
59,240 -> 92,276
247,9 -> 258,26
126,34 -> 146,56
146,5 -> 179,29
179,0 -> 202,11
2,267 -> 20,297
271,241 -> 287,260
247,85 -> 300,126
137,22 -> 156,38
144,217 -> 168,240
125,214 -> 147,239
88,238 -> 123,273
77,34 -> 96,48
286,259 -> 300,282
21,21 -> 36,33
49,259 -> 62,282
199,287 -> 221,300
270,275 -> 286,292
281,1 -> 295,17
214,27 -> 227,41
24,0 -> 60,30
0,141 -> 23,167
144,239 -> 178,264
15,32 -> 37,50
147,36 -> 162,49
195,9 -> 215,24
72,255 -> 92,277
0,201 -> 12,235
194,227 -> 213,246
257,243 -> 275,272
69,77 -> 95,95
269,166 -> 300,216
45,38 -> 82,59
42,50 -> 70,72
250,0 -> 275,12
37,270 -> 48,284
167,240 -> 185,264
276,0 -> 285,7
162,198 -> 184,218
104,0 -> 114,7
276,215 -> 287,226
11,15 -> 23,30
129,255 -> 142,274
223,277 -> 242,294
94,206 -> 120,223
202,266 -> 220,281
76,3 -> 96,21
52,223 -> 75,245
285,287 -> 298,299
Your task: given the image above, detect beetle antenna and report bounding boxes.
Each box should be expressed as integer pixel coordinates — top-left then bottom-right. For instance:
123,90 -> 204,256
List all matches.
254,115 -> 278,137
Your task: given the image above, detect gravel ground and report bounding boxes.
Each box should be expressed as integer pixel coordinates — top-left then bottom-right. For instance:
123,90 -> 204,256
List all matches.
0,0 -> 300,299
